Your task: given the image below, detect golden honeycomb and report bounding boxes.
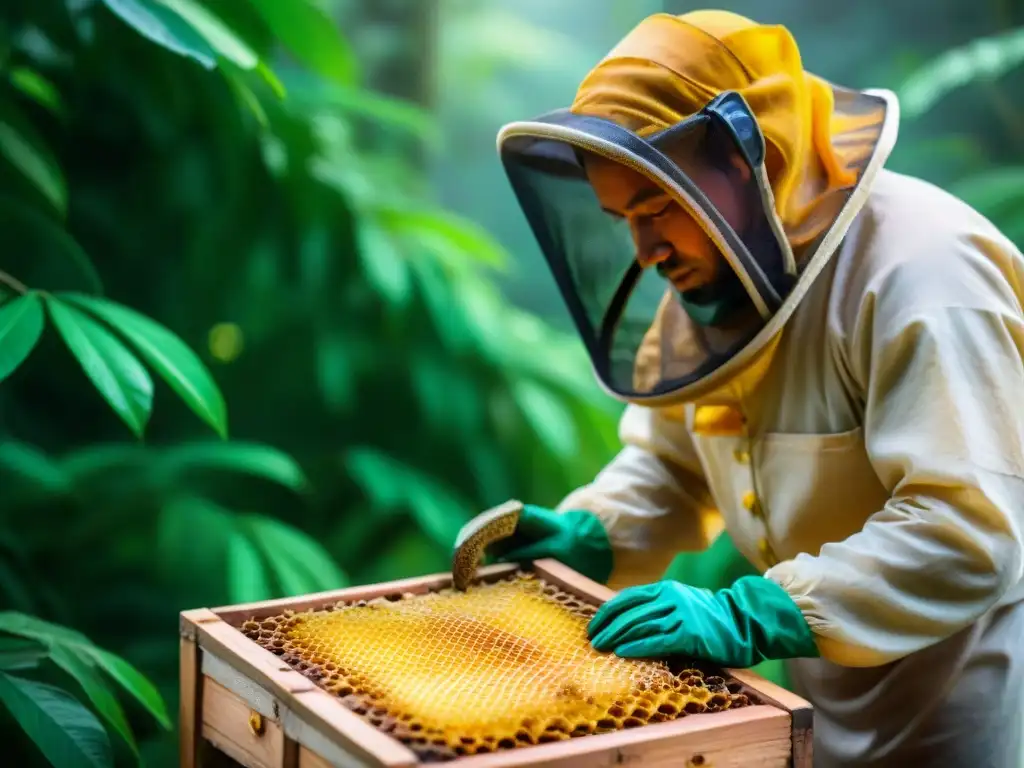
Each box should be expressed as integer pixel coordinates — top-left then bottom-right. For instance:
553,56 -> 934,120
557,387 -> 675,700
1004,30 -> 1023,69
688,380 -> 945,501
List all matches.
241,571 -> 751,762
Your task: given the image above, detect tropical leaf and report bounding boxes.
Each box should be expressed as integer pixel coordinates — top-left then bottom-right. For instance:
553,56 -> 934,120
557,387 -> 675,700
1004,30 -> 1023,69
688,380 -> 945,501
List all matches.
47,298 -> 154,437
8,68 -> 63,115
157,0 -> 259,69
244,514 -> 349,595
0,636 -> 47,672
377,205 -> 509,271
0,672 -> 111,768
0,613 -> 172,730
0,441 -> 72,502
947,166 -> 1024,217
511,378 -> 579,460
59,293 -> 228,438
281,72 -> 436,143
226,530 -> 272,603
345,448 -> 472,547
159,441 -> 308,491
0,105 -> 67,214
0,198 -> 103,294
101,0 -> 217,69
81,649 -> 171,730
356,222 -> 412,307
49,646 -> 139,756
0,293 -> 45,384
899,26 -> 1024,117
248,0 -> 357,86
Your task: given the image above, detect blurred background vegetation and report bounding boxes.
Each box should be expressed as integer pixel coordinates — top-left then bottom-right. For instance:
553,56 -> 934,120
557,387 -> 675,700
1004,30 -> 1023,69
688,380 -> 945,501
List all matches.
1,0 -> 1022,766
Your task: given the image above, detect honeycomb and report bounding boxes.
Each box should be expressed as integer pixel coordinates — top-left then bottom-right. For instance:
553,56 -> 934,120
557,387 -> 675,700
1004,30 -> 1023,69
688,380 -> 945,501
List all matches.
242,571 -> 751,762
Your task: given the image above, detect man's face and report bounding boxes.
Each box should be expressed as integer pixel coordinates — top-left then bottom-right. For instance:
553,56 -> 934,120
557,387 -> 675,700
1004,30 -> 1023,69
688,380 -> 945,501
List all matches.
584,150 -> 750,294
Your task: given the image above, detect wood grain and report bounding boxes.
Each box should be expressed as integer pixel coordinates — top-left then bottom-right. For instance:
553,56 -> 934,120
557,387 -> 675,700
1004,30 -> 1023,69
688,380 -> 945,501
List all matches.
202,678 -> 285,768
727,667 -> 813,767
531,558 -> 616,604
454,706 -> 791,768
296,746 -> 333,768
179,636 -> 200,768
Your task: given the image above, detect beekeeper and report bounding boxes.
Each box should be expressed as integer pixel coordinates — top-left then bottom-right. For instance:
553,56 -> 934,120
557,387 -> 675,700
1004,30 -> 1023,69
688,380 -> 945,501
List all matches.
457,10 -> 1024,767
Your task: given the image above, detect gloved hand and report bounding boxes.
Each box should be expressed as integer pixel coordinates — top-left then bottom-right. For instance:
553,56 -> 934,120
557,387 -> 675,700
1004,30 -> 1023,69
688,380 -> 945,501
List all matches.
588,576 -> 819,668
488,504 -> 614,585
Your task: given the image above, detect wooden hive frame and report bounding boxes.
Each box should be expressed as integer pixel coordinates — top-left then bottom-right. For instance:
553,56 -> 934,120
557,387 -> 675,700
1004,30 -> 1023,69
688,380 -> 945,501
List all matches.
180,558 -> 812,768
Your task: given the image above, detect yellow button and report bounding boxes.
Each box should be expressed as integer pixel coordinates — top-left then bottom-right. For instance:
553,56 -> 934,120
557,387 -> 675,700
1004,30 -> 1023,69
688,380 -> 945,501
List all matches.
741,490 -> 762,517
733,448 -> 751,464
758,538 -> 778,566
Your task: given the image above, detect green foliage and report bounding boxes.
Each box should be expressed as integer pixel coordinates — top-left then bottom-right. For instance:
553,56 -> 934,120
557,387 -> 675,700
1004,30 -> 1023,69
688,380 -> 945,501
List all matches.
898,26 -> 1024,118
0,0 -> 619,764
895,24 -> 1024,251
0,613 -> 170,767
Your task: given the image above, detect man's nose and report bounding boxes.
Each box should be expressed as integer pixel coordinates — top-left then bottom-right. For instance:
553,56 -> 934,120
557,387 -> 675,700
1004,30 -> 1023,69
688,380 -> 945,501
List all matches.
633,219 -> 672,268
636,241 -> 674,268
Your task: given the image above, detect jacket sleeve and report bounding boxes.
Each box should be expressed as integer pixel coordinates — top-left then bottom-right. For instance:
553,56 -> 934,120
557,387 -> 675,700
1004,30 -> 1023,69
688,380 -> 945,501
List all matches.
557,403 -> 721,590
766,227 -> 1024,668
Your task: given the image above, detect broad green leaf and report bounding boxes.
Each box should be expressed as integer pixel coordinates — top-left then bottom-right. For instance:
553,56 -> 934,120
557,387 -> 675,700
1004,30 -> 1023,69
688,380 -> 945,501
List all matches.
281,72 -> 435,143
512,379 -> 578,460
0,672 -> 111,768
160,442 -> 307,490
157,0 -> 259,69
407,258 -> 471,351
0,636 -> 47,671
356,528 -> 450,585
59,293 -> 228,438
0,294 -> 44,384
0,613 -> 170,730
49,646 -> 138,756
157,497 -> 235,598
226,530 -> 272,603
8,68 -> 63,114
0,612 -> 92,647
84,648 -> 171,730
246,515 -> 348,595
221,63 -> 269,128
102,0 -> 217,69
344,449 -> 471,548
0,442 -> 71,502
60,444 -> 149,486
344,448 -> 415,511
378,206 -> 508,270
405,490 -> 470,550
47,298 -> 153,438
0,197 -> 103,294
0,106 -> 67,215
248,0 -> 357,86
900,26 -> 1024,117
356,223 -> 412,307
948,167 -> 1024,217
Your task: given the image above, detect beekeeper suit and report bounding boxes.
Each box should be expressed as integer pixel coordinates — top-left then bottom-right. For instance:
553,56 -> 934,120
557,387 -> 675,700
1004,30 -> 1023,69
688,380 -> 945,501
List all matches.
456,10 -> 1024,767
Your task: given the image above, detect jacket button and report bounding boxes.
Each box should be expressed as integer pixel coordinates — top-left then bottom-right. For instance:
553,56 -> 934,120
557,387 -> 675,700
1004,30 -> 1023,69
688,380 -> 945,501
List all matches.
741,490 -> 762,517
733,448 -> 751,464
758,538 -> 778,566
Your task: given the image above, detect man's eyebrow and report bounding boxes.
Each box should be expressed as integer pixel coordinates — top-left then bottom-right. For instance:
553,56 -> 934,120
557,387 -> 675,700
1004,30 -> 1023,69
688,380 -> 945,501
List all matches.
599,187 -> 667,217
625,186 -> 668,210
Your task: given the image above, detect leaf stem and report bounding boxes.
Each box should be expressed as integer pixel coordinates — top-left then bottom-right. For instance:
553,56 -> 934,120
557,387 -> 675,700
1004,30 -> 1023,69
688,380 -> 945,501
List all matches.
0,270 -> 29,295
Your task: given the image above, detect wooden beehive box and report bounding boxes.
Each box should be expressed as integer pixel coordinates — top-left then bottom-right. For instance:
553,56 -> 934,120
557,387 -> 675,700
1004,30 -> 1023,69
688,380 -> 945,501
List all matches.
180,559 -> 812,768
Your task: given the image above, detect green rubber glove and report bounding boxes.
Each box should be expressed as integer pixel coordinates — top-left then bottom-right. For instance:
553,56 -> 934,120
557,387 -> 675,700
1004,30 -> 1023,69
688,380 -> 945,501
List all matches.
490,505 -> 614,585
588,575 -> 819,668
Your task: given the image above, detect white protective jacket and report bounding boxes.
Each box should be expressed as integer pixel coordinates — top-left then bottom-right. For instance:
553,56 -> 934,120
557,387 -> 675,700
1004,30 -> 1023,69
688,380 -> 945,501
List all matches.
558,168 -> 1024,670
